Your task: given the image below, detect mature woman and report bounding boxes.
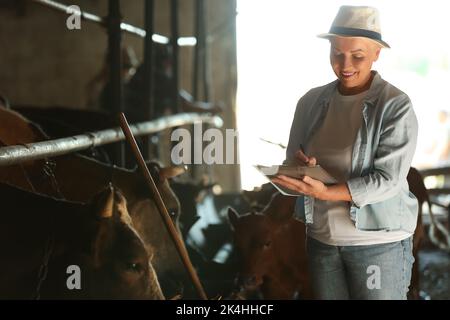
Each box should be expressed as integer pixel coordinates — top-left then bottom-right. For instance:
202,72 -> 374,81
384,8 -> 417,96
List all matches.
271,6 -> 418,299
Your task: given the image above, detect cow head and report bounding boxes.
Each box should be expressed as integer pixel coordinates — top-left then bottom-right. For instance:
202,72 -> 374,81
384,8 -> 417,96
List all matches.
74,185 -> 164,299
136,161 -> 185,225
228,192 -> 295,292
242,182 -> 277,211
129,161 -> 187,296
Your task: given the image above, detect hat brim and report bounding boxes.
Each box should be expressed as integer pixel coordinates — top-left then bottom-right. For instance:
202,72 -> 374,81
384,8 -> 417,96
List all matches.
317,33 -> 390,49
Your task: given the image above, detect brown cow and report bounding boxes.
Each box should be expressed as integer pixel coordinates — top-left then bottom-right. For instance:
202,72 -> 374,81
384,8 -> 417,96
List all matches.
0,107 -> 186,296
50,155 -> 186,282
228,193 -> 312,299
0,182 -> 164,299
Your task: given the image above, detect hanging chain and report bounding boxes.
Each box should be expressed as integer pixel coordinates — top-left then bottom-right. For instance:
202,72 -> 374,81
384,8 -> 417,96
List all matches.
43,160 -> 64,199
34,159 -> 61,299
34,235 -> 55,300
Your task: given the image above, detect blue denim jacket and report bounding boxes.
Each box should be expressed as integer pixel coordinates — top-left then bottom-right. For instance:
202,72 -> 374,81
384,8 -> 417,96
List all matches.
286,71 -> 419,232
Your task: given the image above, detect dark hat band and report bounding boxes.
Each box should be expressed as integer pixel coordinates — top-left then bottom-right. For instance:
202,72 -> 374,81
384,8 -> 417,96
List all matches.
329,26 -> 382,41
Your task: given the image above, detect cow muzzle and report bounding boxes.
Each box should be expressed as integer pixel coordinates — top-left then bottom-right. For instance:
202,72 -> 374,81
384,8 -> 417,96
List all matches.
237,274 -> 263,290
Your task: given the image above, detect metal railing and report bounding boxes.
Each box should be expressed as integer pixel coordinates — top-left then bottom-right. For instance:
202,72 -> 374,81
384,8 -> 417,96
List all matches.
31,0 -> 196,46
0,113 -> 222,166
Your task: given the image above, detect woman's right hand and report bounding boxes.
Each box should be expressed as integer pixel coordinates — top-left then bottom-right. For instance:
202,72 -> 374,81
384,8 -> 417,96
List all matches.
295,149 -> 317,167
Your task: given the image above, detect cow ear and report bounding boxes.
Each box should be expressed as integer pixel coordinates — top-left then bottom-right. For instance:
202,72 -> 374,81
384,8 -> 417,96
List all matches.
228,207 -> 239,229
264,192 -> 295,223
142,161 -> 185,183
91,184 -> 115,218
114,189 -> 133,225
159,165 -> 187,181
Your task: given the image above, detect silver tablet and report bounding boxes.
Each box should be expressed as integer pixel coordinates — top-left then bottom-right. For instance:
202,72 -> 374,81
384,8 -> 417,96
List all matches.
255,164 -> 338,196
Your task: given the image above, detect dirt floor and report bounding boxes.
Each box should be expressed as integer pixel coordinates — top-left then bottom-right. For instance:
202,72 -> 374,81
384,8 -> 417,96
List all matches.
419,247 -> 450,300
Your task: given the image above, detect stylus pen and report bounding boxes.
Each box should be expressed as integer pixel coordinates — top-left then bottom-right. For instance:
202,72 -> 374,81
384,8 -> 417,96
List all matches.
299,144 -> 305,154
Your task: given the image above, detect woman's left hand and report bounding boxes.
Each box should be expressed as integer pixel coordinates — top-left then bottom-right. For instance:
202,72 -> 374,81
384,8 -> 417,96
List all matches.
271,175 -> 328,200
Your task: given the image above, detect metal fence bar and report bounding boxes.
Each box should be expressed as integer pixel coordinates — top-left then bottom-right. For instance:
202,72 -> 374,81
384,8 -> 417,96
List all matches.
31,0 -> 196,46
170,0 -> 180,113
0,113 -> 223,166
420,166 -> 450,178
107,0 -> 125,166
141,0 -> 155,160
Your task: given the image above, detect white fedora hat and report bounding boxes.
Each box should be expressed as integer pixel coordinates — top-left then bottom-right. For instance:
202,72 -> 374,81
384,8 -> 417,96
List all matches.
318,6 -> 390,48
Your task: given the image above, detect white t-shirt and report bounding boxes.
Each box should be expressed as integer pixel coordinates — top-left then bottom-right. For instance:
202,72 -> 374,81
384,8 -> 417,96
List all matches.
306,89 -> 412,246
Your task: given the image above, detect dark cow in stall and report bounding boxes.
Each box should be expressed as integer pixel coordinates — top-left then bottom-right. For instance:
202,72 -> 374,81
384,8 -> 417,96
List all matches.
228,192 -> 312,299
0,182 -> 164,299
0,107 -> 187,297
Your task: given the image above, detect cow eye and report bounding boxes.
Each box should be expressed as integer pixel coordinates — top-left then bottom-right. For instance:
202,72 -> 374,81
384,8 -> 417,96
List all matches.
263,240 -> 272,248
126,262 -> 143,273
169,209 -> 178,218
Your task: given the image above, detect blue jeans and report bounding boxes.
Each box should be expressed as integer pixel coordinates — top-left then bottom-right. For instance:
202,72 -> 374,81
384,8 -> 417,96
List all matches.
306,236 -> 414,300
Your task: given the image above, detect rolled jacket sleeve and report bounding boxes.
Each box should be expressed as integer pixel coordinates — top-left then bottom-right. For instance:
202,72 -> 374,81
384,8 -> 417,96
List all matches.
347,94 -> 418,208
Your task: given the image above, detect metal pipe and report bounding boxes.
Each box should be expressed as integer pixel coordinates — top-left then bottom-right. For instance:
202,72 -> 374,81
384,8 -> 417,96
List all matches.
107,0 -> 124,166
192,0 -> 201,99
200,0 -> 210,101
119,113 -> 208,300
143,0 -> 155,121
420,166 -> 450,177
170,0 -> 180,113
31,0 -> 196,46
32,0 -> 103,24
0,113 -> 223,166
141,0 -> 155,160
427,188 -> 450,196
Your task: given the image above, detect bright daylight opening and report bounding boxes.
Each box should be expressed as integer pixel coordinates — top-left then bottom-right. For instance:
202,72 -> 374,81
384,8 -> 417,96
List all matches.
236,0 -> 450,191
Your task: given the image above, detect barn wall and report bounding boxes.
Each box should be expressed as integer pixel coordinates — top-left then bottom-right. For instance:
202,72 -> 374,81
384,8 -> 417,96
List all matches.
0,0 -> 240,191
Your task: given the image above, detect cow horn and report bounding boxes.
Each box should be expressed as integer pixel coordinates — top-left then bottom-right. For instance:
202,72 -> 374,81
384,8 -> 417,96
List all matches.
159,165 -> 187,180
97,184 -> 114,218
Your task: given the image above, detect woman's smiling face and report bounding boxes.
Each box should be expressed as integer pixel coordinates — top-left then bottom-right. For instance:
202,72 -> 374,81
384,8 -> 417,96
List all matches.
329,36 -> 381,95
